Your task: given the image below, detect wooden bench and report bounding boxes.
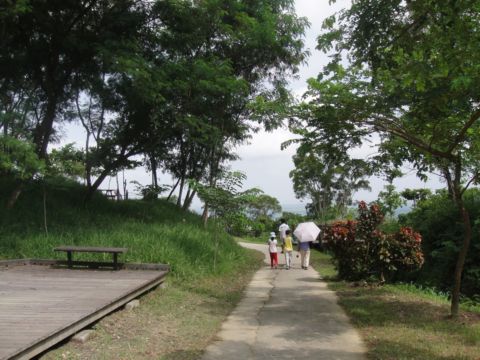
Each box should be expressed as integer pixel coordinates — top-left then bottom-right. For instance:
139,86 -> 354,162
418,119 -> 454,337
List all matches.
54,246 -> 128,270
99,189 -> 117,200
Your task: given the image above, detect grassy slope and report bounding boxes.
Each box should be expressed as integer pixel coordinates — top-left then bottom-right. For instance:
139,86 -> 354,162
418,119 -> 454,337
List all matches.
1,179 -> 249,279
1,179 -> 263,359
309,249 -> 480,360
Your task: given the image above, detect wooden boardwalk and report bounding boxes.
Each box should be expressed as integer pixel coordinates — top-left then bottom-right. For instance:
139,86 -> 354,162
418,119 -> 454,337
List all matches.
0,263 -> 168,360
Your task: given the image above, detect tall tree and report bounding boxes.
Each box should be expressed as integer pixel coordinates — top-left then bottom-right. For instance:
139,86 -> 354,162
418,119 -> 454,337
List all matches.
2,0 -> 307,210
401,188 -> 432,207
306,0 -> 480,316
153,0 -> 308,212
244,192 -> 282,220
283,128 -> 370,220
1,0 -> 153,205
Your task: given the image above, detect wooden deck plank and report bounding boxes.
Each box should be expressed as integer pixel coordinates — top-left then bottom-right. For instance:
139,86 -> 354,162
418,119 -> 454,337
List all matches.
0,264 -> 167,360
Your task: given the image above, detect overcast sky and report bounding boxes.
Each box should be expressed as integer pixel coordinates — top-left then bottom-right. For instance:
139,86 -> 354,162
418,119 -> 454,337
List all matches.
63,0 -> 443,213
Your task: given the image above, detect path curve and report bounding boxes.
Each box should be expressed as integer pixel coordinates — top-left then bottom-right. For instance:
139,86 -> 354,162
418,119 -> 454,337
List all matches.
201,242 -> 366,360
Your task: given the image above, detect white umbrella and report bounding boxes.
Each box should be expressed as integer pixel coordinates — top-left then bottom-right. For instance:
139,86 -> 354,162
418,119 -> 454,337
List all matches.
294,222 -> 321,243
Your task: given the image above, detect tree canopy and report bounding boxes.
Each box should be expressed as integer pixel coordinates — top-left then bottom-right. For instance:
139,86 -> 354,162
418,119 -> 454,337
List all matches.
0,0 -> 308,210
298,0 -> 480,316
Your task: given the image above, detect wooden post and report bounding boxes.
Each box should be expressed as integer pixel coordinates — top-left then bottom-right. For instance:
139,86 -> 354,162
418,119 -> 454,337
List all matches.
67,251 -> 72,268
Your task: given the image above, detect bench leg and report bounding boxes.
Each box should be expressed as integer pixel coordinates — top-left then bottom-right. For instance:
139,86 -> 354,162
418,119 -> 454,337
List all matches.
67,251 -> 73,268
113,253 -> 118,270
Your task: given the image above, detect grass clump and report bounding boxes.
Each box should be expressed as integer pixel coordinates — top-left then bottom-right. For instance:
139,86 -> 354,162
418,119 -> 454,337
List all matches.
309,247 -> 337,280
310,248 -> 480,360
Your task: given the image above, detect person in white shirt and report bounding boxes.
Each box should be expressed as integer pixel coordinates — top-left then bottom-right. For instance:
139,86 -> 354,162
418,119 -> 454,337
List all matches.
267,232 -> 278,269
278,219 -> 290,252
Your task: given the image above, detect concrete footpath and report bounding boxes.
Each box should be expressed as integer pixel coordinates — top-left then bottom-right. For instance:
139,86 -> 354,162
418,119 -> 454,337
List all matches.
201,242 -> 366,360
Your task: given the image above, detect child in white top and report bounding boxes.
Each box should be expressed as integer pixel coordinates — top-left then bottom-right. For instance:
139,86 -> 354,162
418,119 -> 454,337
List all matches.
267,232 -> 278,269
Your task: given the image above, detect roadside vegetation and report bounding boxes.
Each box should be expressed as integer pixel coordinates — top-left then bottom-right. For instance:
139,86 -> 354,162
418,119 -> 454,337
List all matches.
310,249 -> 480,360
288,0 -> 480,317
0,179 -> 263,359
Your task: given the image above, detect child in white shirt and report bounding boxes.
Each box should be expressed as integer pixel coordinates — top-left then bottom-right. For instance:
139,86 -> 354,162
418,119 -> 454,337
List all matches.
267,232 -> 278,269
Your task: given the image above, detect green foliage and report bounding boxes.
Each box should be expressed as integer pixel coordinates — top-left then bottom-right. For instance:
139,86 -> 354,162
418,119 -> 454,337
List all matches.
0,178 -> 250,280
285,128 -> 370,220
47,144 -> 85,180
399,189 -> 480,297
377,184 -> 406,217
323,201 -> 424,281
193,171 -> 282,236
1,0 -> 308,211
401,188 -> 432,207
306,0 -> 480,316
227,212 -> 251,237
244,193 -> 282,220
193,171 -> 247,219
250,220 -> 267,238
281,211 -> 308,227
131,181 -> 170,201
0,136 -> 44,179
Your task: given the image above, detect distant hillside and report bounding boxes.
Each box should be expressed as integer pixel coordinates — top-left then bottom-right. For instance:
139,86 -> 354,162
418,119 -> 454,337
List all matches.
282,203 -> 307,215
395,205 -> 412,216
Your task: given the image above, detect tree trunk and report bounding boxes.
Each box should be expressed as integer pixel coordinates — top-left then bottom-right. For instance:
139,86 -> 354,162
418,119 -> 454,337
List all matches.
444,161 -> 472,318
84,145 -> 138,203
85,132 -> 92,188
6,182 -> 23,209
2,109 -> 7,136
6,93 -> 58,209
167,178 -> 181,201
202,204 -> 209,227
43,184 -> 49,236
182,186 -> 191,209
177,176 -> 185,207
33,91 -> 58,160
450,193 -> 472,317
115,173 -> 121,200
150,154 -> 158,188
85,167 -> 111,202
182,189 -> 196,211
123,171 -> 127,200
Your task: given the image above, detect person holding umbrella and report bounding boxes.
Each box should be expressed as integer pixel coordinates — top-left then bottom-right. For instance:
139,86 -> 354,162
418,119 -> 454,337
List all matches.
298,240 -> 311,270
293,222 -> 321,270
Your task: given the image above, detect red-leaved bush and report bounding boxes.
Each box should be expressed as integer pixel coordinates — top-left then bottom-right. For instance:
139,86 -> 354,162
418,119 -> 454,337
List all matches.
323,202 -> 424,281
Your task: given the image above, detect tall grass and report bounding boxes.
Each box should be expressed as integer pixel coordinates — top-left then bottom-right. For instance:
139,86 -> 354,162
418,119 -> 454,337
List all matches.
0,178 -> 250,281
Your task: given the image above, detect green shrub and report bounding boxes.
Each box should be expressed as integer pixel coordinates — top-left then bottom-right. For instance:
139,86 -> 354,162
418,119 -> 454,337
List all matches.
399,189 -> 480,297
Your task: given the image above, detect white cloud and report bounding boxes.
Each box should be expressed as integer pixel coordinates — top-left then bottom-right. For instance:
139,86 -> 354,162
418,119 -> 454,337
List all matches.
289,0 -> 351,93
235,127 -> 299,158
